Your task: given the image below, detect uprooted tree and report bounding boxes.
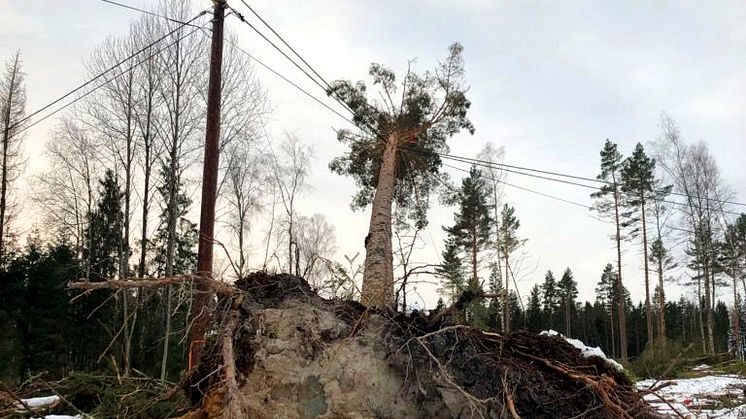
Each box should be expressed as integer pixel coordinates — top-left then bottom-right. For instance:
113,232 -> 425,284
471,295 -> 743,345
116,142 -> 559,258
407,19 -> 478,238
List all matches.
328,42 -> 474,308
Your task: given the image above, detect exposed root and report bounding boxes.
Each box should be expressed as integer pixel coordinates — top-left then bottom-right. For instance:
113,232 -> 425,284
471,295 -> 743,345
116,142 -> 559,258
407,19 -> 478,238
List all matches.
219,306 -> 244,418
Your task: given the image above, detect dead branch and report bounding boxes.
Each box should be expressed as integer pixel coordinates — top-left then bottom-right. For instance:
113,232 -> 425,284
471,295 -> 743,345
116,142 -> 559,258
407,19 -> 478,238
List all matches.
0,381 -> 31,413
67,275 -> 236,297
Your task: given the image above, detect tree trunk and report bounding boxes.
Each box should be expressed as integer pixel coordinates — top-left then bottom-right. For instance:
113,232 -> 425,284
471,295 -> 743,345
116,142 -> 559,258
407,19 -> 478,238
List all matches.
705,264 -> 715,354
121,70 -> 134,377
161,286 -> 172,381
696,271 -> 706,354
504,256 -> 510,333
609,305 -> 616,359
565,298 -> 571,337
161,52 -> 180,381
493,197 -> 503,331
361,132 -> 398,308
613,185 -> 628,360
733,275 -> 742,359
641,200 -> 653,348
138,115 -> 152,279
657,256 -> 666,348
0,53 -> 19,265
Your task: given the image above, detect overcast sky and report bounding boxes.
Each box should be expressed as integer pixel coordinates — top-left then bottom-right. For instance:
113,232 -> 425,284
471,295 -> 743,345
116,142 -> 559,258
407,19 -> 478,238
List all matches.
1,0 -> 745,307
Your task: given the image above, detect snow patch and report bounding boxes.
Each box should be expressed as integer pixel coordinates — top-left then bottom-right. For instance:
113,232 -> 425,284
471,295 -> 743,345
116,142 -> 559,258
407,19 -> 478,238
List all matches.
539,329 -> 623,371
16,395 -> 60,409
32,416 -> 84,419
638,374 -> 746,418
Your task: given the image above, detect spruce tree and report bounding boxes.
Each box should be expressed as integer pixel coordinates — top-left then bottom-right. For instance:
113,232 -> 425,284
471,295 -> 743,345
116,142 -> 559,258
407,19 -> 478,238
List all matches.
596,264 -> 617,358
150,165 -> 197,380
526,284 -> 543,332
499,203 -> 522,332
622,142 -> 656,347
78,169 -> 123,370
591,139 -> 628,360
558,267 -> 578,336
85,169 -> 124,281
541,270 -> 559,329
438,240 -> 466,303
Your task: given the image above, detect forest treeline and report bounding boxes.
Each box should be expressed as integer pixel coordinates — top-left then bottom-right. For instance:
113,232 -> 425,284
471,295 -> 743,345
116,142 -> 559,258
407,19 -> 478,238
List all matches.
1,0 -> 745,385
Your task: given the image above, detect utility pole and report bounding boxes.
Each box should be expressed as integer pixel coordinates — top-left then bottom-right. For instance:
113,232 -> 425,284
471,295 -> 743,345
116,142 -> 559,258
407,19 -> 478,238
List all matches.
190,0 -> 226,369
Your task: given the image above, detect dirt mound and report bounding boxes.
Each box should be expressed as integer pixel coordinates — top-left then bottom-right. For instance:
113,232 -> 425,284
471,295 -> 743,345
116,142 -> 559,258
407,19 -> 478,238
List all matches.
186,272 -> 657,418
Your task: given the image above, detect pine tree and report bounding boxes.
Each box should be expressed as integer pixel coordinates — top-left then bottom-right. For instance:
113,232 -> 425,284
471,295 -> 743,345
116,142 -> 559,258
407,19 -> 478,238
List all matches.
444,166 -> 492,290
558,267 -> 578,336
328,43 -> 473,307
541,270 -> 559,329
591,139 -> 628,360
622,143 -> 656,347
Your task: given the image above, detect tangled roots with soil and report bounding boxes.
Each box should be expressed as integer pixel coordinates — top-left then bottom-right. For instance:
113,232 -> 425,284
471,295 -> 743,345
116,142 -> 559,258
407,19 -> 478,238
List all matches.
184,273 -> 657,419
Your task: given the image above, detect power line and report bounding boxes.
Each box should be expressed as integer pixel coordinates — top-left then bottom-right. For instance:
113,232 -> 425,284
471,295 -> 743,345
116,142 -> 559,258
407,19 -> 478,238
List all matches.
441,162 -> 593,211
7,11 -> 207,136
16,23 -> 206,136
226,7 -> 335,105
94,0 -> 204,27
227,1 -> 381,138
218,7 -> 745,213
435,149 -> 746,209
435,151 -> 745,216
223,38 -> 359,129
234,0 -> 356,115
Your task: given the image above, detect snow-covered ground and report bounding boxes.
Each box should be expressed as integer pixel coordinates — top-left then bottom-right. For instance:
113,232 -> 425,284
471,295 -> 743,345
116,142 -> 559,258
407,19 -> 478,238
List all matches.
637,366 -> 746,418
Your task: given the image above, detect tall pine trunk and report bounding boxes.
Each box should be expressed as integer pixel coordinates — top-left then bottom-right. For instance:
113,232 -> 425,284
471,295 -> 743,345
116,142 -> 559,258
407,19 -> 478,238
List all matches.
613,184 -> 628,360
641,200 -> 653,348
361,133 -> 398,308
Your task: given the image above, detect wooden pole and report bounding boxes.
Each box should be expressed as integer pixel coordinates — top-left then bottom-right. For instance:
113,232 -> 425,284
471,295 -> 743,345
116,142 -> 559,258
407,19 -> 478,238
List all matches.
191,0 -> 226,368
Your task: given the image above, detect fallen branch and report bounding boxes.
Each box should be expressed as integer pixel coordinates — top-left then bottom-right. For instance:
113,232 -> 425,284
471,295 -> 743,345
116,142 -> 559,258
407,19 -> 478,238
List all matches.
67,275 -> 236,297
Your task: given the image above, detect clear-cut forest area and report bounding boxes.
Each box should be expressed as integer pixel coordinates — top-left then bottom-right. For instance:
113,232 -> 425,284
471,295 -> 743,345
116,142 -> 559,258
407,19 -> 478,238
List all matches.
1,0 -> 745,418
